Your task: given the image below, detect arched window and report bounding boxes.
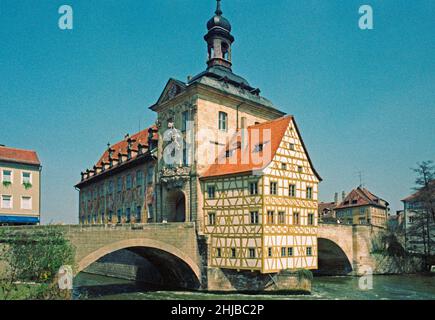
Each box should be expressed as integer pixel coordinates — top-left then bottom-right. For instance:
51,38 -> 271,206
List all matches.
221,42 -> 229,60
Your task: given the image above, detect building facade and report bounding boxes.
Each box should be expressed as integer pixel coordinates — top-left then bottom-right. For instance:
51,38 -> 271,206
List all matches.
335,186 -> 389,228
0,145 -> 41,225
75,129 -> 158,225
76,1 -> 322,274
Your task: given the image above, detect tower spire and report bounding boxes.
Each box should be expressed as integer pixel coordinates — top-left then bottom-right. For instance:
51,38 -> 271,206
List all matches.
205,0 -> 234,70
215,0 -> 222,16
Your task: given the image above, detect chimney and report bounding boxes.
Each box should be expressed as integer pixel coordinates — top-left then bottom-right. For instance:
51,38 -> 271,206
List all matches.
342,191 -> 346,201
334,192 -> 338,204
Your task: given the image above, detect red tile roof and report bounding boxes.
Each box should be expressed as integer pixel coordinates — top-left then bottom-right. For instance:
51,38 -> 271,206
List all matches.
0,146 -> 40,166
402,180 -> 435,202
318,202 -> 337,212
76,126 -> 158,186
96,126 -> 157,167
201,115 -> 321,180
335,187 -> 388,209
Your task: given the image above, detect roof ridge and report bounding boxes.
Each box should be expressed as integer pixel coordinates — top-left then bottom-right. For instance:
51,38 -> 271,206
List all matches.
247,115 -> 292,129
0,145 -> 37,153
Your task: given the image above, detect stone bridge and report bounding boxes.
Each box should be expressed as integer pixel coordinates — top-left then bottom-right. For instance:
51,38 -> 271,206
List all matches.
62,222 -> 205,289
1,222 -> 382,290
317,223 -> 383,275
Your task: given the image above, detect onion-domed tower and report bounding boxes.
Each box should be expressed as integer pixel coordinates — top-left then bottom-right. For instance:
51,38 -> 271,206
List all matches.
204,0 -> 234,70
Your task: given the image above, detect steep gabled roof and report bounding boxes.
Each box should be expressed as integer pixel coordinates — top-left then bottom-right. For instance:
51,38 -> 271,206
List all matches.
152,78 -> 187,107
0,145 -> 40,166
201,115 -> 322,180
336,186 -> 388,209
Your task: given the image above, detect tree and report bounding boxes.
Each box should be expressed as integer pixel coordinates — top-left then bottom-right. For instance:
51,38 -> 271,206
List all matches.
0,226 -> 75,300
407,161 -> 435,267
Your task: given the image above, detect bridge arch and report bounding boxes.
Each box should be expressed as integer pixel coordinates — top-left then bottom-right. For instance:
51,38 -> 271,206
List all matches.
316,238 -> 353,275
75,238 -> 201,288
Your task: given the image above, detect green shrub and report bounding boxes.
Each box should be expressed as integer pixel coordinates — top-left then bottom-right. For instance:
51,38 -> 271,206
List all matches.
0,226 -> 75,300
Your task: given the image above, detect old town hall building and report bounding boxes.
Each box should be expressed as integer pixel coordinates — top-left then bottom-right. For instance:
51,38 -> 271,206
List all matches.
76,1 -> 322,273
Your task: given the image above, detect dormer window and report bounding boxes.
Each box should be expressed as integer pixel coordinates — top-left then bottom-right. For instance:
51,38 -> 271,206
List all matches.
254,143 -> 264,153
218,112 -> 228,131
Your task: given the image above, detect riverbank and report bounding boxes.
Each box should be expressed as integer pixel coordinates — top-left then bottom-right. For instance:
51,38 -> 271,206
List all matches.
73,273 -> 435,300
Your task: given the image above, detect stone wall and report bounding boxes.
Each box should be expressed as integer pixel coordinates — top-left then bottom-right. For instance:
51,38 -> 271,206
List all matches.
206,268 -> 311,293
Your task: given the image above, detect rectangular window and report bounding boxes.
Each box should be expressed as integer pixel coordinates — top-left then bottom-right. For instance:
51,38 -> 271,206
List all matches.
208,212 -> 216,225
22,172 -> 31,184
293,212 -> 300,225
147,204 -> 153,220
207,186 -> 216,199
289,184 -> 296,197
183,145 -> 188,166
117,177 -> 123,192
1,195 -> 12,209
136,171 -> 143,186
278,211 -> 285,224
270,182 -> 278,195
126,175 -> 132,190
2,170 -> 12,183
136,206 -> 142,222
306,187 -> 313,199
249,248 -> 256,259
281,163 -> 287,170
281,247 -> 287,257
249,182 -> 258,195
21,196 -> 32,210
289,143 -> 295,151
231,248 -> 236,258
218,111 -> 228,131
108,180 -> 114,194
288,247 -> 293,256
117,209 -> 122,223
181,110 -> 189,132
308,213 -> 314,225
307,247 -> 312,256
250,211 -> 259,224
216,248 -> 222,258
268,247 -> 273,257
147,165 -> 154,184
298,166 -> 303,173
126,208 -> 131,223
267,211 -> 275,224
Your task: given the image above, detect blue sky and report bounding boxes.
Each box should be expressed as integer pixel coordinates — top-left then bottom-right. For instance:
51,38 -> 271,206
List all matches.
1,0 -> 434,224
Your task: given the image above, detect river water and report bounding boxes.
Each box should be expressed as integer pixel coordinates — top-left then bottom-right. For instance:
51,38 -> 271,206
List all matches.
73,273 -> 435,300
